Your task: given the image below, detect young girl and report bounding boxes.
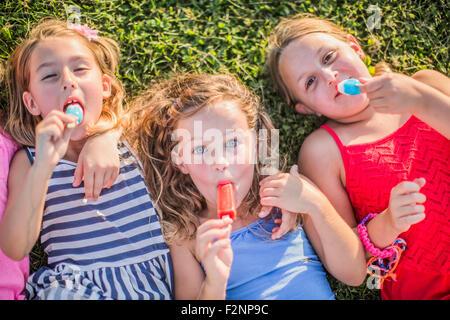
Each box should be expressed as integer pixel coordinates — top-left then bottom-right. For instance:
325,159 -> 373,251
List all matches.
127,73 -> 366,299
1,51 -> 120,300
267,14 -> 450,299
0,19 -> 173,300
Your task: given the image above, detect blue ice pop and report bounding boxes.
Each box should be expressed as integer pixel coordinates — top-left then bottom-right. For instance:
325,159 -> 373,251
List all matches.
336,78 -> 362,95
65,104 -> 84,125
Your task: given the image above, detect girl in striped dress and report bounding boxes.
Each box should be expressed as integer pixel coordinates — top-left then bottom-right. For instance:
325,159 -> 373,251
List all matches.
0,19 -> 173,300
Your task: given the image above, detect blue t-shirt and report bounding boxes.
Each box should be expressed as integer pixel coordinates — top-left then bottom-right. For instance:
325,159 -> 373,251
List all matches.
226,217 -> 334,300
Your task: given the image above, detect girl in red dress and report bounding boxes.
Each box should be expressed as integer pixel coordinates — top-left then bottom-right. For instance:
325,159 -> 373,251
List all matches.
265,14 -> 450,299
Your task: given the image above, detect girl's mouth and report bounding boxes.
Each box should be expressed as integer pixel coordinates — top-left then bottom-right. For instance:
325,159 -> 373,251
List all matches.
62,98 -> 85,125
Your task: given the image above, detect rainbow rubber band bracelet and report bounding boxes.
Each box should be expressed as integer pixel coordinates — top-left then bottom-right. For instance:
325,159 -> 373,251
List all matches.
357,213 -> 405,259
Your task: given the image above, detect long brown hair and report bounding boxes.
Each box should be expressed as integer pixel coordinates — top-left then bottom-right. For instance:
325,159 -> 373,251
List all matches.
267,13 -> 391,106
3,18 -> 125,146
127,73 -> 279,244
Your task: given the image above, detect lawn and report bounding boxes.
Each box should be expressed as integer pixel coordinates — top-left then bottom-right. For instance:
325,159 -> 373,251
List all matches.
0,0 -> 448,300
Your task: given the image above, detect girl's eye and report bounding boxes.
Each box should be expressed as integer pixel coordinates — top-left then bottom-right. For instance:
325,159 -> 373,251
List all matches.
42,74 -> 57,81
193,145 -> 207,155
306,76 -> 316,89
74,67 -> 89,72
323,51 -> 335,64
226,138 -> 239,148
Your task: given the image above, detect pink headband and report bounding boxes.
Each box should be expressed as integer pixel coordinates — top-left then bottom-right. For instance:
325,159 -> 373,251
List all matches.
68,24 -> 99,41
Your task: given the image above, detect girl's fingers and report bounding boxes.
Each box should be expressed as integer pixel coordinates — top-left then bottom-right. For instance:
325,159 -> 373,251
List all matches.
396,192 -> 427,207
102,169 -> 113,189
61,125 -> 75,142
259,187 -> 280,198
258,206 -> 273,218
197,226 -> 231,260
41,124 -> 62,142
397,204 -> 425,217
92,171 -> 104,200
357,77 -> 372,85
45,115 -> 66,133
197,225 -> 232,251
400,212 -> 426,225
206,238 -> 232,253
392,181 -> 421,196
259,174 -> 284,187
106,167 -> 120,188
358,76 -> 385,94
197,218 -> 232,235
83,169 -> 94,200
48,110 -> 78,125
271,226 -> 280,236
203,238 -> 232,263
413,178 -> 426,189
260,196 -> 280,208
259,178 -> 284,189
73,160 -> 84,187
272,211 -> 296,239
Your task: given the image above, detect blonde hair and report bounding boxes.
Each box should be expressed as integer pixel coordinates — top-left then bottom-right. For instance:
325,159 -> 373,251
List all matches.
127,73 -> 282,244
3,18 -> 125,146
267,13 -> 390,106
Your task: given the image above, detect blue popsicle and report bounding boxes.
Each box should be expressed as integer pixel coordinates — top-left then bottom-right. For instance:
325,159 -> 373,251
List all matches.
336,78 -> 362,95
65,104 -> 84,125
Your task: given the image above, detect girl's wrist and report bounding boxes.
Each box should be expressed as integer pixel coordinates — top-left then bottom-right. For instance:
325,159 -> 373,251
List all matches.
367,209 -> 401,247
200,277 -> 227,299
32,160 -> 55,180
303,191 -> 332,217
410,80 -> 431,117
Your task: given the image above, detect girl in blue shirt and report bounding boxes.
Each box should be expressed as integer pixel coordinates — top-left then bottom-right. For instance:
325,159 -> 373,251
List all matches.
129,73 -> 366,299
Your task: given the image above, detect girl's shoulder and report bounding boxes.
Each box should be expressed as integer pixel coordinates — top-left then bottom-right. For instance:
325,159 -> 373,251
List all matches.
8,148 -> 30,171
4,149 -> 31,191
299,125 -> 341,167
298,125 -> 345,184
169,237 -> 197,260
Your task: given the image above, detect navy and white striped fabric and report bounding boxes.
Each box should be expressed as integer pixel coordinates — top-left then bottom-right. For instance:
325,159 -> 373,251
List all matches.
25,141 -> 173,300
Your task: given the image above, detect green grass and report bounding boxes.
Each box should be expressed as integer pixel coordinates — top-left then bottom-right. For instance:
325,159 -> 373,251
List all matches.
1,0 -> 448,300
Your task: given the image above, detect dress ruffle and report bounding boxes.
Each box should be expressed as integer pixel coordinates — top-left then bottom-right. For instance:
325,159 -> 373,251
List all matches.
26,253 -> 173,300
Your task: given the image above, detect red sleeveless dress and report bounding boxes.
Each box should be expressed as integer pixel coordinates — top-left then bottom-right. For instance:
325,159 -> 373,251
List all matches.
321,116 -> 449,300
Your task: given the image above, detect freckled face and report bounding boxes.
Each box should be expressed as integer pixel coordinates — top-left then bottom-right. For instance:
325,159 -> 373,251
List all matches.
279,33 -> 371,120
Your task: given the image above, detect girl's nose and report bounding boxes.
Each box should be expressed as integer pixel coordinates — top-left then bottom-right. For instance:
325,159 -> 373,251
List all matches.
211,153 -> 230,172
62,68 -> 78,91
323,69 -> 338,87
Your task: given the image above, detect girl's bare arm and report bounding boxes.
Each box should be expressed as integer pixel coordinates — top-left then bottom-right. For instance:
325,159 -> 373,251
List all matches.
0,150 -> 51,260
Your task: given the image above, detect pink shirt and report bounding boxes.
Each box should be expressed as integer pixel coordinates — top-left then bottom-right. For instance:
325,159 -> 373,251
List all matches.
0,132 -> 28,300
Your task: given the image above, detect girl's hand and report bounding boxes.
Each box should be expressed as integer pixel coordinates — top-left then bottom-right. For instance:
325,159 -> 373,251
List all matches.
258,207 -> 298,240
259,165 -> 327,239
195,218 -> 233,289
259,165 -> 325,213
73,130 -> 121,201
386,178 -> 427,234
359,73 -> 425,114
34,110 -> 77,170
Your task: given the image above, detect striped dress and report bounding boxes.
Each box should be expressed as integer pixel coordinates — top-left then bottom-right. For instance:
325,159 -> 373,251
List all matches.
25,141 -> 173,300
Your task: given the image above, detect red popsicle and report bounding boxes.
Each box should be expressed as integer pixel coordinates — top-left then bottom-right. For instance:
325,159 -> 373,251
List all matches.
217,182 -> 237,220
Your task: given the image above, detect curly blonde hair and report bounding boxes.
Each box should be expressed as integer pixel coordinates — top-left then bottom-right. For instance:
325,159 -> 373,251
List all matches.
3,18 -> 125,146
127,73 -> 280,244
267,13 -> 391,107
